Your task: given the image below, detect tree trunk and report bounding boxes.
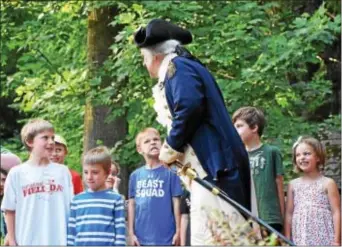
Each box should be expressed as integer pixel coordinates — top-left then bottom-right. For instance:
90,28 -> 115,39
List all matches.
84,6 -> 128,196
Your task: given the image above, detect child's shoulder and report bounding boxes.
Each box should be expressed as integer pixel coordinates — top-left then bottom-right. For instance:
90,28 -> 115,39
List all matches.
263,143 -> 282,153
321,176 -> 338,188
289,177 -> 301,186
131,165 -> 146,176
72,190 -> 88,201
73,190 -> 122,201
104,190 -> 124,200
7,161 -> 29,174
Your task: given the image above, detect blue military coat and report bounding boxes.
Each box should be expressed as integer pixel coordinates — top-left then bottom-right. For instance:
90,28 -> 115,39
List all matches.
163,56 -> 251,207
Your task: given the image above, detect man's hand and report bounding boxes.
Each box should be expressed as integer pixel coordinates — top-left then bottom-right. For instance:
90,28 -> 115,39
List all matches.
159,141 -> 183,167
128,234 -> 140,246
172,231 -> 180,246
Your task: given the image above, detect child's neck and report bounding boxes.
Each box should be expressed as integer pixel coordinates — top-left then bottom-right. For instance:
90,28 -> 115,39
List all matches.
145,158 -> 161,169
88,185 -> 107,192
28,154 -> 50,166
245,137 -> 262,152
302,169 -> 322,180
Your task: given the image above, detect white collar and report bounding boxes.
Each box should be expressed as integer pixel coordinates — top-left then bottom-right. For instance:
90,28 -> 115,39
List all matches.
158,53 -> 178,83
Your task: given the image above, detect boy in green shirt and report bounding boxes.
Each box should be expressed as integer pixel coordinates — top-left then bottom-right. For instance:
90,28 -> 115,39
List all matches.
232,106 -> 285,233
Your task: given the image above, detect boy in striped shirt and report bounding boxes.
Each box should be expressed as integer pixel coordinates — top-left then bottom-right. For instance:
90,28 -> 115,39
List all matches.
67,146 -> 126,246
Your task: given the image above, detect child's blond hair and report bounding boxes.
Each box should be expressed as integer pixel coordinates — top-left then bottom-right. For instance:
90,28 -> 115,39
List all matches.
292,136 -> 326,173
83,146 -> 112,174
135,127 -> 161,149
20,118 -> 54,150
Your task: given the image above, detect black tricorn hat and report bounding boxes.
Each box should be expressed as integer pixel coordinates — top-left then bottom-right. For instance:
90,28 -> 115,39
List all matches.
134,19 -> 192,48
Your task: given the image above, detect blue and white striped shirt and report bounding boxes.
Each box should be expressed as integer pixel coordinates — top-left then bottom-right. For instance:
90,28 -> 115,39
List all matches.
67,189 -> 126,246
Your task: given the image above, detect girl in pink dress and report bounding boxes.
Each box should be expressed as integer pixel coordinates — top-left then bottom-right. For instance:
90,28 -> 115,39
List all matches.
284,136 -> 341,246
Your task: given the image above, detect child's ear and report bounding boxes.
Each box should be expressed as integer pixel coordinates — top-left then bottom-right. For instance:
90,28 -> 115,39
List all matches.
251,124 -> 259,133
136,146 -> 142,154
25,138 -> 34,149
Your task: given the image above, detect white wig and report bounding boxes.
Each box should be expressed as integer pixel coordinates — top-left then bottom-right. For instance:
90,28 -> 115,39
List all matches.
141,39 -> 181,57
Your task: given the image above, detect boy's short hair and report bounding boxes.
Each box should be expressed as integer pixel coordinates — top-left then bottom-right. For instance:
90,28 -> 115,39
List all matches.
54,134 -> 68,151
292,136 -> 326,173
83,146 -> 112,174
20,119 -> 54,150
232,106 -> 266,137
135,127 -> 160,148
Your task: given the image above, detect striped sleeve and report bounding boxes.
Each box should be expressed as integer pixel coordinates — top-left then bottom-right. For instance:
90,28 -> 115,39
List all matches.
114,197 -> 126,246
67,200 -> 77,246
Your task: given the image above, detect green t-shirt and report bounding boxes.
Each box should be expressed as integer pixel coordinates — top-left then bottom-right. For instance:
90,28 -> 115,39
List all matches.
248,144 -> 283,225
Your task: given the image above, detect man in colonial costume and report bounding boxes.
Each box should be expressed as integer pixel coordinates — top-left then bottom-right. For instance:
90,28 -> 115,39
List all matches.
134,18 -> 252,245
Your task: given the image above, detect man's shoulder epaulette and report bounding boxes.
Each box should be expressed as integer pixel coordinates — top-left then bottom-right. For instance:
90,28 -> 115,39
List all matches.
167,61 -> 176,79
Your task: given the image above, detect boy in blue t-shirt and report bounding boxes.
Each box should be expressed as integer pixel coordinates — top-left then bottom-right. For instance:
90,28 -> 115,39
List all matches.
128,128 -> 182,246
67,146 -> 126,246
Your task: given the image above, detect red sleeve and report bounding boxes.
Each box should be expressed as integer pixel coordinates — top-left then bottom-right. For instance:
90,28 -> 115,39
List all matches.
70,169 -> 84,195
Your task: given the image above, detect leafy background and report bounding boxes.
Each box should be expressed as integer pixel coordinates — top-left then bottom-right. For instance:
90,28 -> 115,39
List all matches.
1,1 -> 340,185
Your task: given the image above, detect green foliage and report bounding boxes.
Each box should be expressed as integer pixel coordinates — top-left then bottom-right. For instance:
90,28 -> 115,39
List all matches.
1,1 -> 88,172
1,1 -> 340,182
104,1 -> 341,178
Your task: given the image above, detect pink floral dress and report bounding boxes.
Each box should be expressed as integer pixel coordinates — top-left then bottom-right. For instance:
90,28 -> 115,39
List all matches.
291,176 -> 335,245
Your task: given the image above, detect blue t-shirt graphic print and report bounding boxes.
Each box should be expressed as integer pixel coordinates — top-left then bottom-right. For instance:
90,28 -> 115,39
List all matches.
129,165 -> 182,245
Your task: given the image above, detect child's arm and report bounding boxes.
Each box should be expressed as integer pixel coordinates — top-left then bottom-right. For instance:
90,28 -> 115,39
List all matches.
73,173 -> 83,195
127,198 -> 140,246
172,197 -> 181,246
67,201 -> 77,246
180,214 -> 189,246
326,178 -> 341,246
275,175 -> 285,219
114,197 -> 126,246
113,177 -> 121,193
284,182 -> 294,240
4,210 -> 16,246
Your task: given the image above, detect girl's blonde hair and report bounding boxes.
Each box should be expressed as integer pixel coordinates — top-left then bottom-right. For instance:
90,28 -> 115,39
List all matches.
20,119 -> 54,150
83,146 -> 112,174
292,136 -> 326,173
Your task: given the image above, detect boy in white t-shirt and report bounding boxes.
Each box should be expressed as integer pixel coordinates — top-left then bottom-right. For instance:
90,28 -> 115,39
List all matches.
1,119 -> 73,245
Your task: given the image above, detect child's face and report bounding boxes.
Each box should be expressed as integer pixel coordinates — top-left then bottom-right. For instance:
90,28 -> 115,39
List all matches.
83,163 -> 108,192
28,130 -> 55,159
233,119 -> 256,144
137,131 -> 161,159
51,143 -> 68,164
106,164 -> 118,189
0,172 -> 7,196
295,143 -> 320,173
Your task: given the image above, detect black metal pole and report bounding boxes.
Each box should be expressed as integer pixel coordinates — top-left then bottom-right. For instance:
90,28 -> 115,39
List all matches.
171,160 -> 295,246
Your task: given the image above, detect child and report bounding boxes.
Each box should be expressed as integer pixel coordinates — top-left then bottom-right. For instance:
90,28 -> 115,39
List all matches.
180,188 -> 191,246
284,136 -> 341,246
105,161 -> 121,193
0,153 -> 21,240
128,127 -> 182,246
67,146 -> 126,246
51,134 -> 84,195
0,119 -> 73,245
232,106 -> 285,233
